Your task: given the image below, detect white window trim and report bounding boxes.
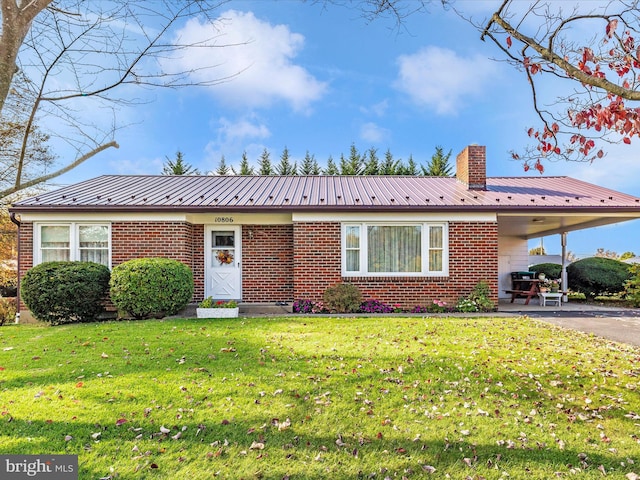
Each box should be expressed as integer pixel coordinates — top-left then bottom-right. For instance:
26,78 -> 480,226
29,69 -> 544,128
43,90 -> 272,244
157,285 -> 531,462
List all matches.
34,222 -> 112,268
341,222 -> 449,277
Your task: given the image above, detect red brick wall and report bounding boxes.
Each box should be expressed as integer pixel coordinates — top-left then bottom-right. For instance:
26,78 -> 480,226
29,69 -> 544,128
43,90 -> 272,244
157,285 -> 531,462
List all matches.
111,221 -> 193,266
293,222 -> 342,299
241,225 -> 294,302
18,219 -> 498,311
293,221 -> 498,309
17,222 -> 33,281
192,224 -> 204,300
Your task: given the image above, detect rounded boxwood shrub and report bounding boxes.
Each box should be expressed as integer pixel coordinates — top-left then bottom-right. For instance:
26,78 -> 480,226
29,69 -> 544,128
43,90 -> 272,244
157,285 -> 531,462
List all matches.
567,257 -> 631,298
323,283 -> 362,313
529,263 -> 562,280
21,261 -> 111,325
109,257 -> 193,319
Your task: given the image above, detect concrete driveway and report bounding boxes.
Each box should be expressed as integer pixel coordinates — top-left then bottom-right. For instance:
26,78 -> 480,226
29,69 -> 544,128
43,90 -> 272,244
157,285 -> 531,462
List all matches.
499,299 -> 640,347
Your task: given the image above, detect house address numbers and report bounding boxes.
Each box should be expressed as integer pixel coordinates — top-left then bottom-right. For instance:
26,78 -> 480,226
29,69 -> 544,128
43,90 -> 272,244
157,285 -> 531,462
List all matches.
214,217 -> 234,223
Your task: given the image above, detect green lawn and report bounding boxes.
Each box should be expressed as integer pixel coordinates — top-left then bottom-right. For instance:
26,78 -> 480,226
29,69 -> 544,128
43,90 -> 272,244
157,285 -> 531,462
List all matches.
0,316 -> 638,479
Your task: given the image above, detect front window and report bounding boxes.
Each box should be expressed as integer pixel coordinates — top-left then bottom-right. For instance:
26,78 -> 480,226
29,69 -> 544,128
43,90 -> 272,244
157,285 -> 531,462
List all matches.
37,224 -> 111,267
41,225 -> 71,262
342,222 -> 448,276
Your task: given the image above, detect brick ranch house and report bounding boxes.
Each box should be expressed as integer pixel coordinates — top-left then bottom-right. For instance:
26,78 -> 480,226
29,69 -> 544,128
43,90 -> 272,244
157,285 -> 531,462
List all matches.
9,145 -> 640,318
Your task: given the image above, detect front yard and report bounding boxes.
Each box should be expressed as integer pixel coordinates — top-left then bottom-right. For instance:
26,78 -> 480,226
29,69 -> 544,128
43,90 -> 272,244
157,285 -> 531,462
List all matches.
0,316 -> 638,479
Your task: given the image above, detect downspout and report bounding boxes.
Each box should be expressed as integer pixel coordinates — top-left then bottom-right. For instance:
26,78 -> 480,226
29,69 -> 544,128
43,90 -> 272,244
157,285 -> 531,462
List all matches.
9,212 -> 21,323
561,232 -> 568,303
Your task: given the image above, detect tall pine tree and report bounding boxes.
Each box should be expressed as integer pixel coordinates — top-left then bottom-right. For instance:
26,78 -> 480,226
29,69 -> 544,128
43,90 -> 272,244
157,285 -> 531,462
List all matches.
276,146 -> 297,175
257,148 -> 273,175
324,155 -> 339,175
300,151 -> 321,175
162,151 -> 199,175
423,146 -> 453,176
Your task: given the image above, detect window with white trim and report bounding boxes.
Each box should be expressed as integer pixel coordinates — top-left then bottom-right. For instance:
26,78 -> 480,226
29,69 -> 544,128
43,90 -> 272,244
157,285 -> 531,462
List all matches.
342,222 -> 448,276
36,223 -> 111,267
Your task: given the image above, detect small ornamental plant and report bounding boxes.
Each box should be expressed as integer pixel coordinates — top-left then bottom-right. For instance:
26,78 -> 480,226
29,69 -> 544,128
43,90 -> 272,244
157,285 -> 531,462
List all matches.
199,297 -> 238,308
293,299 -> 325,313
359,299 -> 394,314
428,299 -> 448,313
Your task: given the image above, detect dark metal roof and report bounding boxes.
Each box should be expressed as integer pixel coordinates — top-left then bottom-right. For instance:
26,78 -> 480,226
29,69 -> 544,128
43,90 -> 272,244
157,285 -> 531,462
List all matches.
10,174 -> 640,213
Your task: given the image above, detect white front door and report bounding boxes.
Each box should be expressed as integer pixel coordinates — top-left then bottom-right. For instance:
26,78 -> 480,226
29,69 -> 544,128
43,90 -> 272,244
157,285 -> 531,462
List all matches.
205,226 -> 241,300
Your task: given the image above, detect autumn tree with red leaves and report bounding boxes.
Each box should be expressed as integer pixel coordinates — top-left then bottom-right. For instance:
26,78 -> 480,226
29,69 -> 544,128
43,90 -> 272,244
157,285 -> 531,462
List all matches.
343,0 -> 640,172
480,0 -> 640,172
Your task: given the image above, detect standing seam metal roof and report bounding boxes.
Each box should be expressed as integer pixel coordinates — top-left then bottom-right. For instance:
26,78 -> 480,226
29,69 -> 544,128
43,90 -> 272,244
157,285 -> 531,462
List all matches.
10,174 -> 640,212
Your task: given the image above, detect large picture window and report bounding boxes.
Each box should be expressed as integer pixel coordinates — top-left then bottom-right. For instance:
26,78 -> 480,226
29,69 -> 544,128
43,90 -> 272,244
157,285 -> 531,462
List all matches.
342,222 -> 448,276
36,224 -> 111,267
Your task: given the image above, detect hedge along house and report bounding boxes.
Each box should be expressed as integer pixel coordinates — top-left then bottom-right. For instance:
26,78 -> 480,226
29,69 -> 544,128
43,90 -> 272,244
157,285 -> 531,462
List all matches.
9,145 -> 640,319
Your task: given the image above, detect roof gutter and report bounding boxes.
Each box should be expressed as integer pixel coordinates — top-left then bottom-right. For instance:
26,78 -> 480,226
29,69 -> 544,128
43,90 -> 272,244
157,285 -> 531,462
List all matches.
9,212 -> 21,226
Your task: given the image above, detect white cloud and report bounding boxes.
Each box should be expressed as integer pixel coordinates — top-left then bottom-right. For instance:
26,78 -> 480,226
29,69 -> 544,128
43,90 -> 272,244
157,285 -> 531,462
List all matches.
168,10 -> 327,111
395,46 -> 497,115
360,100 -> 389,117
560,143 -> 640,195
216,116 -> 271,143
360,122 -> 390,143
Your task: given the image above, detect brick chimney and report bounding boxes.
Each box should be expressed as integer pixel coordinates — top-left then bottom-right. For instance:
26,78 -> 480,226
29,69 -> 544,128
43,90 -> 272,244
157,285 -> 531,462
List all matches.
456,145 -> 486,190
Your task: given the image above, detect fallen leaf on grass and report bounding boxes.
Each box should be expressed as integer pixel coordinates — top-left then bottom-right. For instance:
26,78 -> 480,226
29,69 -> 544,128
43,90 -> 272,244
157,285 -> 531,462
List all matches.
250,441 -> 265,450
115,418 -> 127,426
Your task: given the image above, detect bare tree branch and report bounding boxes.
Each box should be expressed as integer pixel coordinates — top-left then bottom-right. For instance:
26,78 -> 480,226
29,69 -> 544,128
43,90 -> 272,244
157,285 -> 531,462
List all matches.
1,140 -> 118,199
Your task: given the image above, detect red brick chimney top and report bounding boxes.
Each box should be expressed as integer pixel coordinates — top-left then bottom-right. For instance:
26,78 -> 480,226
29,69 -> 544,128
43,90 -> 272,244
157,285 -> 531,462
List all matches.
456,145 -> 486,190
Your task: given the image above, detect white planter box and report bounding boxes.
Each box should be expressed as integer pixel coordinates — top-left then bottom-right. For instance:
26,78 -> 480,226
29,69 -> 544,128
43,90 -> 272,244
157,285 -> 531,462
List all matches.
196,307 -> 239,318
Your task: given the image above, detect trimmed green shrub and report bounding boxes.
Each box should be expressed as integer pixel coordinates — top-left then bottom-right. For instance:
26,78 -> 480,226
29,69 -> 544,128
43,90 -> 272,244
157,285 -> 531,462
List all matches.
110,257 -> 193,319
529,263 -> 562,280
468,280 -> 495,312
21,261 -> 110,325
456,280 -> 495,312
624,263 -> 640,307
567,257 -> 631,298
323,283 -> 363,313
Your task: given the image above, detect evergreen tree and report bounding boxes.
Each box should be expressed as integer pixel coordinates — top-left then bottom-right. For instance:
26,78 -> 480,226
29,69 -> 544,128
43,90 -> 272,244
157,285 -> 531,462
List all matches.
422,146 -> 453,176
324,155 -> 339,175
403,154 -> 419,175
379,149 -> 399,175
257,148 -> 273,175
300,151 -> 321,175
363,147 -> 380,175
215,155 -> 230,175
276,146 -> 297,175
162,151 -> 199,175
233,151 -> 255,175
340,144 -> 363,175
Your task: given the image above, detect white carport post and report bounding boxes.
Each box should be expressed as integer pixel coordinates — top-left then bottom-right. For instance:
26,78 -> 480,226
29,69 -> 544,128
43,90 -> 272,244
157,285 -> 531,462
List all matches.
561,232 -> 568,303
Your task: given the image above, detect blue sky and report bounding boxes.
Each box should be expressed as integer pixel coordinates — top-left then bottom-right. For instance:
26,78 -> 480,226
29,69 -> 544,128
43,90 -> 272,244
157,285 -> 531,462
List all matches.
49,0 -> 640,258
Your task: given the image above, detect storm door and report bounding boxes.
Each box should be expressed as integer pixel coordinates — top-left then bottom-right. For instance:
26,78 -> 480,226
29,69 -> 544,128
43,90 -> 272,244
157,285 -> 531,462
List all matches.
205,226 -> 241,300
